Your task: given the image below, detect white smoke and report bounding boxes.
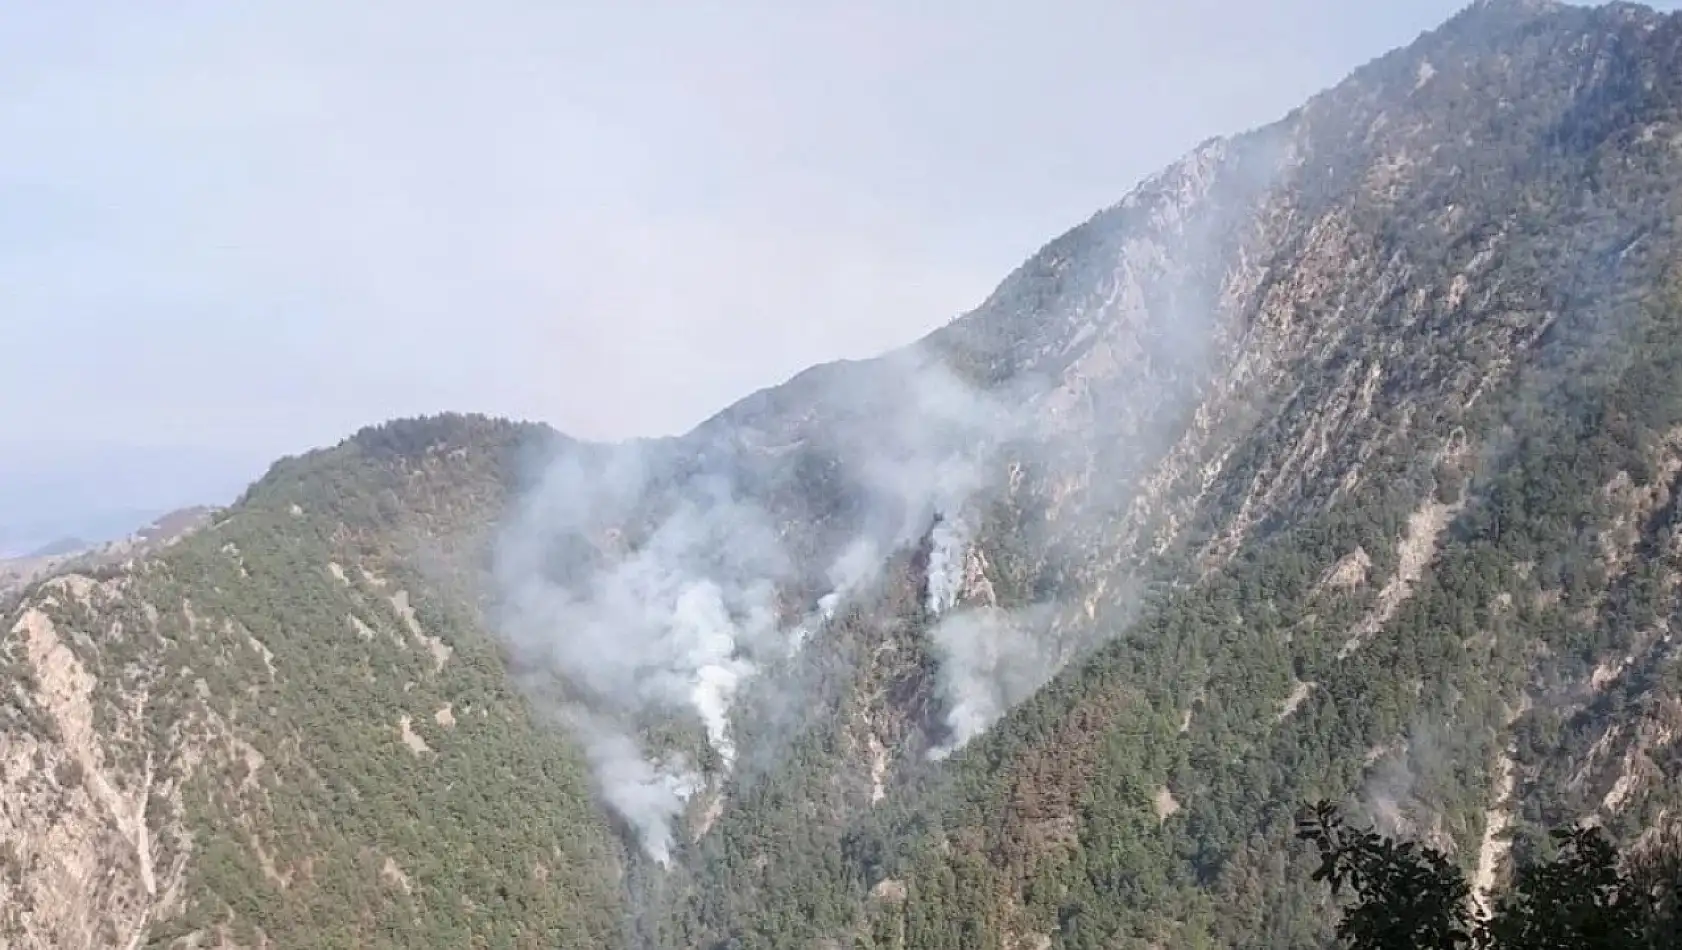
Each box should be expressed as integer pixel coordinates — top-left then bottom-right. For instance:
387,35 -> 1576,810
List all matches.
792,537 -> 884,654
494,350 -> 1045,863
852,357 -> 1008,549
568,713 -> 702,868
825,536 -> 883,615
924,514 -> 970,616
926,605 -> 1058,759
496,445 -> 797,861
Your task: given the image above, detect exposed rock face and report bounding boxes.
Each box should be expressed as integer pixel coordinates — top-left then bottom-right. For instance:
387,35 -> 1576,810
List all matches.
7,606 -> 150,948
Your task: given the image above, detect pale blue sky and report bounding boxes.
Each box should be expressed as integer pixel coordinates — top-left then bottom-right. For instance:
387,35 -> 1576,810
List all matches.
0,1 -> 1656,539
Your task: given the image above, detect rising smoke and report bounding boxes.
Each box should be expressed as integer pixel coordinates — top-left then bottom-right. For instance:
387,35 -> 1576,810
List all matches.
924,513 -> 971,617
567,711 -> 702,867
925,604 -> 1059,759
488,141 -> 1260,862
494,347 -> 1051,864
494,443 -> 795,864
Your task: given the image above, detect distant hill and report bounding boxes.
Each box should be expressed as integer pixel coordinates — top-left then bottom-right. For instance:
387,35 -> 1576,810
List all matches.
21,537 -> 90,559
0,507 -> 218,603
0,443 -> 263,557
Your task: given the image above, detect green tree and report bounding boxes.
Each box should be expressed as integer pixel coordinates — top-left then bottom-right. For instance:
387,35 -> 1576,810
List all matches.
1297,801 -> 1681,950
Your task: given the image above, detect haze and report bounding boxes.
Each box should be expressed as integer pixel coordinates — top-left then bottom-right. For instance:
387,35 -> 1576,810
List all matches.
1,0 -> 1602,546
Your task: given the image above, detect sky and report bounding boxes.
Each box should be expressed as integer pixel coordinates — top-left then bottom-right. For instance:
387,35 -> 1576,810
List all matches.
0,0 -> 1636,536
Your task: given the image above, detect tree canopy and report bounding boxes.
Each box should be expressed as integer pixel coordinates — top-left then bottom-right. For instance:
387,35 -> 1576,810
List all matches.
1297,801 -> 1681,950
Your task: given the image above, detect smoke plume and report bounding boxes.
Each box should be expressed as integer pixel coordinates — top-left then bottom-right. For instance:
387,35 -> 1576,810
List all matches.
569,712 -> 702,868
495,441 -> 798,862
924,514 -> 971,617
493,347 -> 1050,863
926,605 -> 1058,758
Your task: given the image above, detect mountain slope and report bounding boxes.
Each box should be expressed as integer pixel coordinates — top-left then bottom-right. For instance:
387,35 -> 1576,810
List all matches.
578,1 -> 1682,945
8,2 -> 1682,948
1,417 -> 626,948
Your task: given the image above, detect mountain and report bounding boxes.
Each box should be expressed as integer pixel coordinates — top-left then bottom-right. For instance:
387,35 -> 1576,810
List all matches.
7,1 -> 1682,947
1,421 -> 630,948
22,538 -> 93,560
0,444 -> 264,558
0,512 -> 156,561
0,509 -> 218,604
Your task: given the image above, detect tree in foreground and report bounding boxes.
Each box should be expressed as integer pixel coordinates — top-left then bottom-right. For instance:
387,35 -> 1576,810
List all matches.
1296,801 -> 1681,950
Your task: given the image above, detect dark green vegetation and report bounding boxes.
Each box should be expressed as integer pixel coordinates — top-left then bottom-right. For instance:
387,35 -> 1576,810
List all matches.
149,419 -> 625,947
8,2 -> 1682,948
1298,801 -> 1681,949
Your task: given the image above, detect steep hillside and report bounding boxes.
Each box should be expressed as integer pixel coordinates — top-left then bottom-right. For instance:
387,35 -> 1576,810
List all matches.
498,0 -> 1682,946
8,2 -> 1682,948
0,417 -> 626,948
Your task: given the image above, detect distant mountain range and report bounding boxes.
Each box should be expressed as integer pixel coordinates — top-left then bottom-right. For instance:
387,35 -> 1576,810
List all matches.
19,537 -> 93,559
0,506 -> 217,602
0,443 -> 265,557
0,510 -> 160,559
